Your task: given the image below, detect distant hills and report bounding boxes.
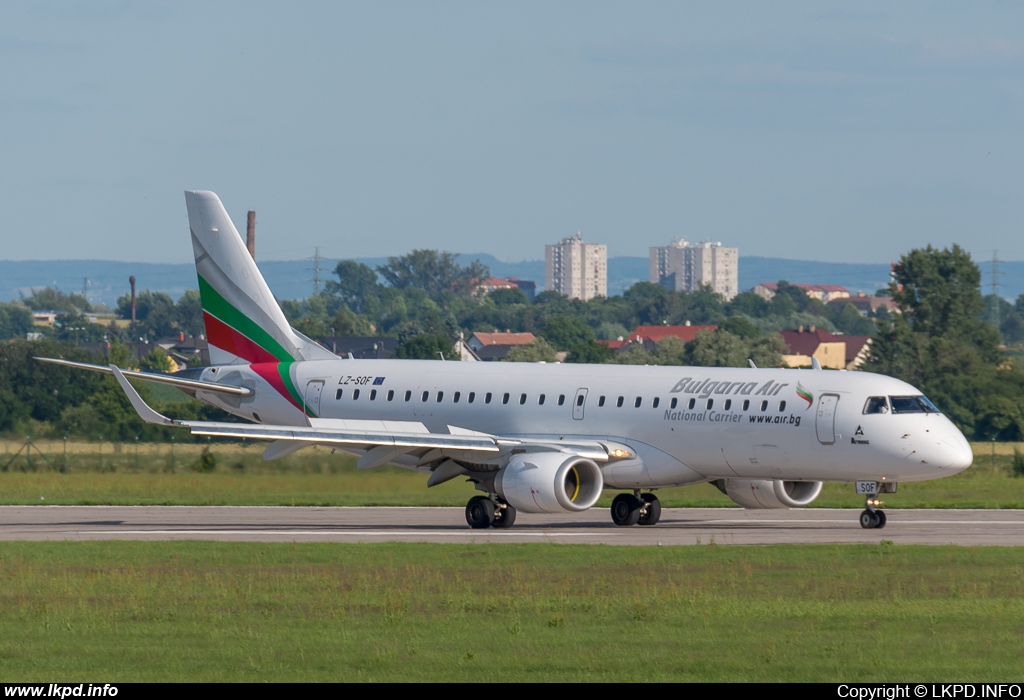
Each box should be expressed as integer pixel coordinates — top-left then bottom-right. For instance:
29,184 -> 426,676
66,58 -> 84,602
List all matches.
0,254 -> 1014,308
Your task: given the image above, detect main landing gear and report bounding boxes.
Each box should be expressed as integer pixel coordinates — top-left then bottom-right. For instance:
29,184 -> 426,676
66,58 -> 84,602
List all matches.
611,491 -> 661,527
859,491 -> 887,530
465,495 -> 517,529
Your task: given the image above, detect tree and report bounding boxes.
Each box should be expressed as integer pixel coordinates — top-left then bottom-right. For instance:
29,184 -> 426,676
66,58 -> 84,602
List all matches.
866,245 -> 1015,437
540,315 -> 594,351
377,250 -> 488,301
20,287 -> 91,313
395,334 -> 456,360
685,330 -> 749,368
566,340 -> 615,364
504,338 -> 558,363
326,261 -> 380,314
0,304 -> 34,340
487,287 -> 528,306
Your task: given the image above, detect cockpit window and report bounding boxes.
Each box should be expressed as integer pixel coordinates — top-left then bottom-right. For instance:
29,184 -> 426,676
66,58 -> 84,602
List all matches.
863,396 -> 889,414
889,395 -> 942,414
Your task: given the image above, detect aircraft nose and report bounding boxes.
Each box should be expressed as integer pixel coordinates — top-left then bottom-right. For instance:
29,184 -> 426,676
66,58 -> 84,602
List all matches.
939,426 -> 973,473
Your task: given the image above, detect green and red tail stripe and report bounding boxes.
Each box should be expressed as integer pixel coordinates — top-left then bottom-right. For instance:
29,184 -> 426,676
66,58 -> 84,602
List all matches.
198,275 -> 315,417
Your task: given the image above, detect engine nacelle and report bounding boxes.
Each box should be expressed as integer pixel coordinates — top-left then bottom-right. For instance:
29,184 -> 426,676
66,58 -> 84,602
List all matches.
716,479 -> 823,509
495,452 -> 603,514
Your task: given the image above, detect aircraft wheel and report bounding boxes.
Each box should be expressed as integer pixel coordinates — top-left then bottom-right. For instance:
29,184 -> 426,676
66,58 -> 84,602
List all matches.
466,496 -> 495,529
859,509 -> 880,529
492,503 -> 517,529
611,493 -> 642,527
638,493 -> 662,526
875,510 -> 886,529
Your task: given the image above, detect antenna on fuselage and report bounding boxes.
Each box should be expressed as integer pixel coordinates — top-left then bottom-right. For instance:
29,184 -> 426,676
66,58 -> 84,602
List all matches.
811,357 -> 822,371
748,359 -> 757,369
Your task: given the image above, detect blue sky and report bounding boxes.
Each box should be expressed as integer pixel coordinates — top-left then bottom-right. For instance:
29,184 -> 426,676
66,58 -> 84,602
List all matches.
2,1 -> 1023,265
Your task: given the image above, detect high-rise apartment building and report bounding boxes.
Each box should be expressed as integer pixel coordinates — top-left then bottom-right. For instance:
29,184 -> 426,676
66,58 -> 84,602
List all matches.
650,238 -> 738,300
545,232 -> 607,300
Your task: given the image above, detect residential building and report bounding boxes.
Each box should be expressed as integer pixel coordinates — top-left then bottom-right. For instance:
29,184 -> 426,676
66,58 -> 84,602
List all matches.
467,331 -> 537,362
778,326 -> 872,370
826,292 -> 896,317
545,232 -> 607,300
599,323 -> 717,354
753,283 -> 850,304
472,276 -> 537,302
649,239 -> 738,300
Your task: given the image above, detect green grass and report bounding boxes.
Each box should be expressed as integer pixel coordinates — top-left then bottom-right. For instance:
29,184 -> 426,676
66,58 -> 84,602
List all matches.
1,439 -> 1023,507
0,541 -> 1022,681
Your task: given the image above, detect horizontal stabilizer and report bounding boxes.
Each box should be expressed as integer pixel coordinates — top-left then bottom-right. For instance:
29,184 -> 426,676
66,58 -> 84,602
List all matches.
35,357 -> 252,397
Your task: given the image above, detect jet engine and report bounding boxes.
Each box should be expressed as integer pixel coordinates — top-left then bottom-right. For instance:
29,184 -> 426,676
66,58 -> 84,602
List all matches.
715,479 -> 823,509
495,452 -> 603,514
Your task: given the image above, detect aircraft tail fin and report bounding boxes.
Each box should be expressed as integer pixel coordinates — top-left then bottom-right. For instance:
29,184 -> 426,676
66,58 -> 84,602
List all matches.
184,190 -> 336,365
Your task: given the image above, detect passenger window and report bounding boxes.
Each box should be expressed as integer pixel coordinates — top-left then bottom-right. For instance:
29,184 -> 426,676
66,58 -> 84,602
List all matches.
558,395 -> 566,406
404,390 -> 412,402
387,390 -> 394,401
486,393 -> 492,404
422,391 -> 429,402
336,389 -> 343,400
671,398 -> 678,409
779,401 -> 786,411
760,400 -> 768,411
453,391 -> 461,403
370,389 -> 377,401
616,396 -> 624,408
436,391 -> 444,403
742,399 -> 750,411
706,399 -> 713,409
635,397 -> 642,408
519,393 -> 527,405
576,395 -> 584,406
599,396 -> 606,407
502,393 -> 510,405
724,399 -> 731,410
864,396 -> 889,414
353,389 -> 360,400
653,397 -> 660,408
468,392 -> 476,403
538,394 -> 545,405
688,398 -> 696,410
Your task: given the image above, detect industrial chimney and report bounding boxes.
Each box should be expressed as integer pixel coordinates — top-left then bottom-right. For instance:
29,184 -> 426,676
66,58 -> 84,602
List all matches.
129,275 -> 136,332
246,210 -> 256,260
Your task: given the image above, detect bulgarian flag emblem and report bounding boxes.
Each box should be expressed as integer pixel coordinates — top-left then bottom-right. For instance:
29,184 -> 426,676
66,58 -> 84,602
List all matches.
797,382 -> 814,410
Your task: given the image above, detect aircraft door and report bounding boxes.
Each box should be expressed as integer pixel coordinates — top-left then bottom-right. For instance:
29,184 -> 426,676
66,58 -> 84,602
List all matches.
815,394 -> 839,445
572,388 -> 589,420
304,380 -> 325,417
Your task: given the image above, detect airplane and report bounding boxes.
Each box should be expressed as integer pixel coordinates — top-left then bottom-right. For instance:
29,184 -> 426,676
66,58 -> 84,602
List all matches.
39,191 -> 974,530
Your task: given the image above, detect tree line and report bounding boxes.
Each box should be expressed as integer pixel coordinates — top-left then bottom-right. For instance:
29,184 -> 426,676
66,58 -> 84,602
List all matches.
2,245 -> 1022,440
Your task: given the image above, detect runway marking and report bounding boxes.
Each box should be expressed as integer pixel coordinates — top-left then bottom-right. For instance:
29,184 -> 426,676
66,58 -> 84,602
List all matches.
704,519 -> 1024,525
69,529 -> 620,537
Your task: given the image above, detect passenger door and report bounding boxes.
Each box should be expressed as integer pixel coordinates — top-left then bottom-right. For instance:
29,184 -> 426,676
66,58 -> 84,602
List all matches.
304,380 -> 325,417
815,394 -> 839,445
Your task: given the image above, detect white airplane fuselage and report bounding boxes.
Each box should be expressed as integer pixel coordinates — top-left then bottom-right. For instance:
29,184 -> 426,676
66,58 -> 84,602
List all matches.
197,359 -> 973,488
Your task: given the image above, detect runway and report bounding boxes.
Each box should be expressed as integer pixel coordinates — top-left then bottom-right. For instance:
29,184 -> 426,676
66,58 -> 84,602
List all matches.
2,506 -> 1024,545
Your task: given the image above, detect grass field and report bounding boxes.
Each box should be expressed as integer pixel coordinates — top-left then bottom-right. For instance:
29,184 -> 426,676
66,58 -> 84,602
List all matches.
1,438 -> 1023,508
0,541 -> 1021,681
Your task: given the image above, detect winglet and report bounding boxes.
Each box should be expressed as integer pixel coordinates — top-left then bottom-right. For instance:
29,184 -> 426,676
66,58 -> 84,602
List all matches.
110,365 -> 179,426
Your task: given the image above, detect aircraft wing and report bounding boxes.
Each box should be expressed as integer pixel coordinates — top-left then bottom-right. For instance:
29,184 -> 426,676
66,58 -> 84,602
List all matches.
108,366 -> 612,462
